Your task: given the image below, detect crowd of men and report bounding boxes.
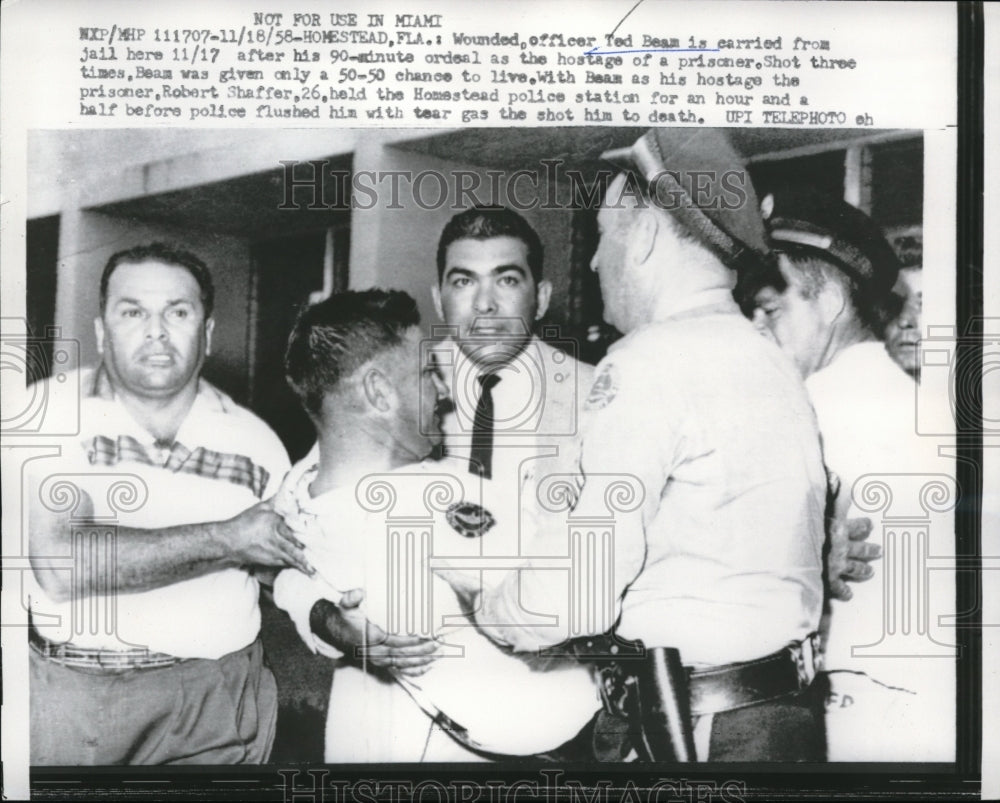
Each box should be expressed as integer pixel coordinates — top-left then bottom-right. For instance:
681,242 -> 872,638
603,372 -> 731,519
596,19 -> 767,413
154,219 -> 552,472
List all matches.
26,127 -> 950,766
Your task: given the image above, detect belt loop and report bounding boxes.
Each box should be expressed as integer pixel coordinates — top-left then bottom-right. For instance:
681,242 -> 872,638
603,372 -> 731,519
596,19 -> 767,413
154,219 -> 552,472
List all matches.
791,632 -> 821,688
810,631 -> 823,673
29,626 -> 182,671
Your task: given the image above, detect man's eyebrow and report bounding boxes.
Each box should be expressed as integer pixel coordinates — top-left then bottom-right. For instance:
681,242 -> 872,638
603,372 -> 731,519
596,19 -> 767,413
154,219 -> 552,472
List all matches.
442,264 -> 529,279
491,264 -> 528,277
111,297 -> 196,308
442,266 -> 475,279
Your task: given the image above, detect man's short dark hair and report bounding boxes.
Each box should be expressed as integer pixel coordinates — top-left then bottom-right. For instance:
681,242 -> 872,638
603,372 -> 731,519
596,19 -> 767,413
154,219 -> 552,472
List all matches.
436,206 -> 544,284
733,256 -> 787,318
100,243 -> 215,317
285,289 -> 421,417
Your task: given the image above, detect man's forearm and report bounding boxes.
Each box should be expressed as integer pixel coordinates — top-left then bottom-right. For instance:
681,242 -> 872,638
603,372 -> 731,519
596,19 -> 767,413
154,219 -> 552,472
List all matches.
32,519 -> 236,602
31,492 -> 306,603
108,521 -> 237,590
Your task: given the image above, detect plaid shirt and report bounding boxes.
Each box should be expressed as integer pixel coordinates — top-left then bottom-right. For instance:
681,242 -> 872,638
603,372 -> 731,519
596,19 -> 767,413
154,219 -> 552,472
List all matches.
81,365 -> 270,499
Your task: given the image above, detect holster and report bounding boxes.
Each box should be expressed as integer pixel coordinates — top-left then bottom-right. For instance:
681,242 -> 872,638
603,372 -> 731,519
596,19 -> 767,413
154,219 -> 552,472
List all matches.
631,646 -> 698,761
586,637 -> 697,762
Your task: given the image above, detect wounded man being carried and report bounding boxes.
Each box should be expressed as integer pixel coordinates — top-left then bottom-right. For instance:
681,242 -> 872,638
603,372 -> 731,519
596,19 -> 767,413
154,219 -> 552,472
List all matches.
271,289 -> 599,763
273,454 -> 600,762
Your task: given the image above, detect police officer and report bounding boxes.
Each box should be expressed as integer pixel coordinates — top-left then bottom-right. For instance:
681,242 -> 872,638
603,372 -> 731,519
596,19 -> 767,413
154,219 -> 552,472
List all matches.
747,191 -> 954,762
468,130 -> 831,761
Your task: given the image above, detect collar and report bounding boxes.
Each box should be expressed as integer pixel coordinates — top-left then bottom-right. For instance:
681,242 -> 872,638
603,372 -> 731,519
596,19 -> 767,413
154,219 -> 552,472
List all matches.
651,288 -> 738,324
286,460 -> 322,513
436,336 -> 544,381
814,339 -> 891,377
272,456 -> 329,541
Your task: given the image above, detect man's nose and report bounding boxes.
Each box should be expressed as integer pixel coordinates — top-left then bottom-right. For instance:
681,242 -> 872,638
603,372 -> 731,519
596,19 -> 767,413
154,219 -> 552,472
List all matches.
751,308 -> 770,334
896,302 -> 919,329
432,372 -> 449,398
473,282 -> 497,313
145,315 -> 167,340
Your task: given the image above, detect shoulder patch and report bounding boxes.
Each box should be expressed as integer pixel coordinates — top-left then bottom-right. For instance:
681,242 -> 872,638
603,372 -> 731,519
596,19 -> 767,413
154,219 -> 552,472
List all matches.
585,364 -> 619,411
446,501 -> 496,539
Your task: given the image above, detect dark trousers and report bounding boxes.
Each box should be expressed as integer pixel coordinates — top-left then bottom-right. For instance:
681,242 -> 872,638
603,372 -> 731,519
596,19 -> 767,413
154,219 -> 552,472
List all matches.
30,638 -> 277,765
557,683 -> 826,762
705,685 -> 826,761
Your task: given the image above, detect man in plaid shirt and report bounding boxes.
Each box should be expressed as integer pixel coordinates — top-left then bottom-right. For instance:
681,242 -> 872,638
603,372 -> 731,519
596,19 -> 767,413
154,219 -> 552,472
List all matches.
26,243 -> 312,765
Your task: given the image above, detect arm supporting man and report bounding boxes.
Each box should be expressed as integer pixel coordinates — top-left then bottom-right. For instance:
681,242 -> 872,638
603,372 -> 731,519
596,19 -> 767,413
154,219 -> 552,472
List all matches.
825,470 -> 879,601
475,359 -> 662,652
274,565 -> 439,675
30,488 -> 312,602
310,595 -> 439,674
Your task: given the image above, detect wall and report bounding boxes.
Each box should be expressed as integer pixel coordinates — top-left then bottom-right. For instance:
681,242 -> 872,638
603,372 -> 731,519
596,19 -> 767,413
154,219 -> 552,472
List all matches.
28,128 -> 367,218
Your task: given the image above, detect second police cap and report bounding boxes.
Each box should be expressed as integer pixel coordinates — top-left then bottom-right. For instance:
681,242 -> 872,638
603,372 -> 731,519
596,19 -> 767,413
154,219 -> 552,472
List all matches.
761,188 -> 900,298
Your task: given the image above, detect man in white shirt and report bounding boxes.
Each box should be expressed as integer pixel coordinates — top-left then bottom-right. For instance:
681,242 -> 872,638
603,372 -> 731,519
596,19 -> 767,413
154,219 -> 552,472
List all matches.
745,190 -> 955,761
272,290 -> 600,761
27,243 -> 311,765
431,206 -> 594,495
464,130 -> 830,762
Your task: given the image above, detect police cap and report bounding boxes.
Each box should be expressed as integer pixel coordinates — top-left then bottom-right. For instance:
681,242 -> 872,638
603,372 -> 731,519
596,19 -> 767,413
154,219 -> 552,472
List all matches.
761,188 -> 900,298
601,129 -> 771,274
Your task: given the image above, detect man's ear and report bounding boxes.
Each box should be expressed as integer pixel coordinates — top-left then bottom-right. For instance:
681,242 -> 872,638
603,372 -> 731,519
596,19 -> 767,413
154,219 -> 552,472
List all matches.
629,210 -> 658,268
360,367 -> 395,413
431,283 -> 445,321
534,279 -> 552,321
94,317 -> 105,355
204,318 -> 215,357
818,280 -> 849,324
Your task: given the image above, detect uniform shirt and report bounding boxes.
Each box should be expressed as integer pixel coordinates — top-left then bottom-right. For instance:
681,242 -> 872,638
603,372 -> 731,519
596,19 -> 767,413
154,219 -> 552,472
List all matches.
436,336 -> 594,499
272,455 -> 600,760
26,366 -> 289,659
478,289 -> 828,667
808,341 -> 956,695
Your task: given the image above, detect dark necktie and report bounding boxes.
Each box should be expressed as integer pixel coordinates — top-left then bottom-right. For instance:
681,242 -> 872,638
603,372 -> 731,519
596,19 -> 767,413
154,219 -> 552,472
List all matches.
469,372 -> 501,478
